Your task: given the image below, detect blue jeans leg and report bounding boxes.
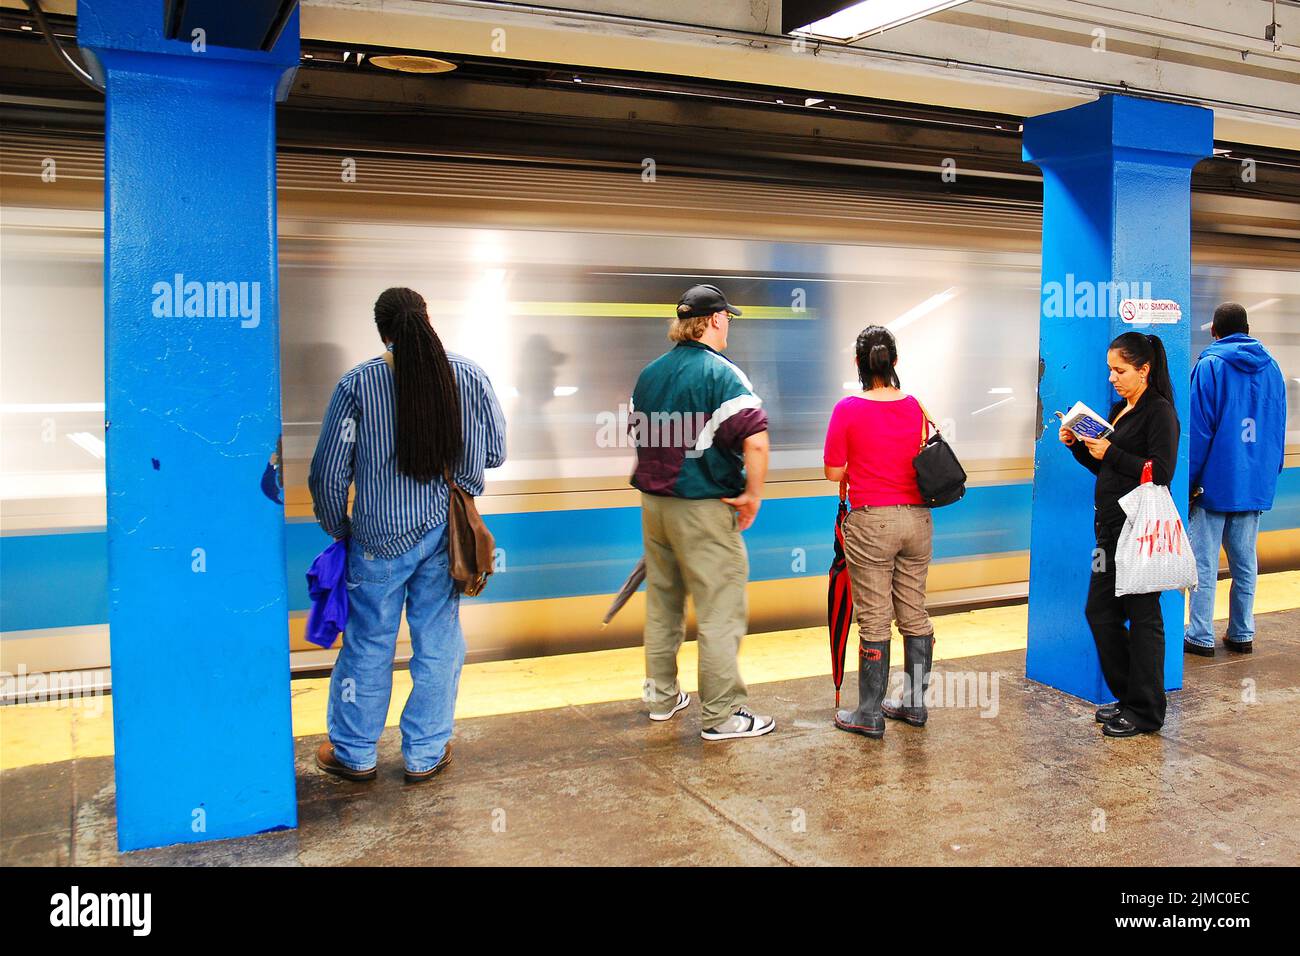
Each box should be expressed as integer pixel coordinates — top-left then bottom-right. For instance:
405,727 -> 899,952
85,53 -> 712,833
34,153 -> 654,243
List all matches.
1222,511 -> 1260,644
1186,504 -> 1223,648
400,525 -> 464,773
327,543 -> 407,771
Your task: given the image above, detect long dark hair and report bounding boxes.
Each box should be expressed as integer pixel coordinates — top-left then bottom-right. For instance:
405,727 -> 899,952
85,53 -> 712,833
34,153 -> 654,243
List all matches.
855,325 -> 900,390
1109,331 -> 1174,405
373,287 -> 462,483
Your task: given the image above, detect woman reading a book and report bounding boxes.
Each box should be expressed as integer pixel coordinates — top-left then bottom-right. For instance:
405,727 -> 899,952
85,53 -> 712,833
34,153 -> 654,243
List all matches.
1058,331 -> 1179,738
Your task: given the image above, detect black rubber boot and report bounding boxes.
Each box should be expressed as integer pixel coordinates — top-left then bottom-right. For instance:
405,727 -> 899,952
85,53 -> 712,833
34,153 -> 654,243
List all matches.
882,633 -> 934,727
834,639 -> 890,739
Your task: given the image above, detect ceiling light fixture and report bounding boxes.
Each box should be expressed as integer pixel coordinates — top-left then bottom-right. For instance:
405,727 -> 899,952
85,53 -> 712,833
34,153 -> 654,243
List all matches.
787,0 -> 972,43
368,54 -> 458,74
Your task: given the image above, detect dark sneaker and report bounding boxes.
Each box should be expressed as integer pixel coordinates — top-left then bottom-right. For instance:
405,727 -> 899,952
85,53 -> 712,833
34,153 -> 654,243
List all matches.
405,742 -> 453,784
315,742 -> 376,781
1094,703 -> 1122,723
649,691 -> 691,722
1183,639 -> 1215,657
1223,638 -> 1253,654
701,708 -> 775,741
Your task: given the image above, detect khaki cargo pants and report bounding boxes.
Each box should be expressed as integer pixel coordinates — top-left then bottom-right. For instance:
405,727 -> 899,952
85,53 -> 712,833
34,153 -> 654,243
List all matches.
640,493 -> 749,729
842,504 -> 934,641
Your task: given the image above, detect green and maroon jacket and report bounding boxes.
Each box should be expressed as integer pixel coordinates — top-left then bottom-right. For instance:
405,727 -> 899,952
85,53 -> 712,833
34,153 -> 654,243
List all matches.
629,340 -> 768,499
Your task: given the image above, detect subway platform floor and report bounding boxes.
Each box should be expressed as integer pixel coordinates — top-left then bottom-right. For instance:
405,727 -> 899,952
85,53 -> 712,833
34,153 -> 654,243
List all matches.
2,574 -> 1299,866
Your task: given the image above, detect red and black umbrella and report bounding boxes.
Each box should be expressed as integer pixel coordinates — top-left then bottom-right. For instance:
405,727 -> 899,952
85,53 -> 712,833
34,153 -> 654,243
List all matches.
828,480 -> 854,708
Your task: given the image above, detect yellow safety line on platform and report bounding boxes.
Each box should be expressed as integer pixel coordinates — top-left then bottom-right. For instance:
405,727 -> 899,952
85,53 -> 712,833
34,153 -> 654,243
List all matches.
2,571 -> 1298,772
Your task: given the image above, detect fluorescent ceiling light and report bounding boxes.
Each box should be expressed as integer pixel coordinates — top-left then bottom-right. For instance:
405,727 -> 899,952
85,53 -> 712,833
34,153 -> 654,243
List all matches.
553,386 -> 579,397
793,0 -> 971,42
886,287 -> 959,333
1245,298 -> 1279,313
987,387 -> 1013,394
804,97 -> 825,107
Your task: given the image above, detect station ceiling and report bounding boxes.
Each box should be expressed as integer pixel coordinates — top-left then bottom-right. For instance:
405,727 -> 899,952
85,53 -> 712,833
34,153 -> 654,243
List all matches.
1,0 -> 1297,195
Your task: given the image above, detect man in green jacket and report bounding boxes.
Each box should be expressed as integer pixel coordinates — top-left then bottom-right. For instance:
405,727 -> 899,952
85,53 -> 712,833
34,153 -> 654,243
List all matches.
630,284 -> 774,740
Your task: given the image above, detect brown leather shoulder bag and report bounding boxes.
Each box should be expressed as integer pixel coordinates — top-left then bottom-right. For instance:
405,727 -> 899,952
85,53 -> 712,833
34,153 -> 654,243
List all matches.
444,470 -> 494,596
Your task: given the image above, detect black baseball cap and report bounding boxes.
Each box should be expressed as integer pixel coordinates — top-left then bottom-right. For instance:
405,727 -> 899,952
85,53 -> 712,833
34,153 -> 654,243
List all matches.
676,284 -> 742,320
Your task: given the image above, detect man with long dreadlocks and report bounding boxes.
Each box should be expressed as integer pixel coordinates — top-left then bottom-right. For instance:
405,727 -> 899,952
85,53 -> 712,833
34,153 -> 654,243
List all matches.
309,287 -> 506,784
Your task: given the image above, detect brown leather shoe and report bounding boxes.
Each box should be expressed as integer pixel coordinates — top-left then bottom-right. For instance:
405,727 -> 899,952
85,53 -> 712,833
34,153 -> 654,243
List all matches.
315,742 -> 376,782
405,742 -> 453,784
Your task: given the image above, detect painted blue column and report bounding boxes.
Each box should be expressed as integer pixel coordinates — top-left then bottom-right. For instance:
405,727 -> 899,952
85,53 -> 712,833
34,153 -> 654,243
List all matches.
1024,94 -> 1212,704
78,0 -> 300,851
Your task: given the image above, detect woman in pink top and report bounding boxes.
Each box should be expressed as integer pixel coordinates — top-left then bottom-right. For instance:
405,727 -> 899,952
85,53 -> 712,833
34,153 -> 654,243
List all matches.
823,325 -> 936,740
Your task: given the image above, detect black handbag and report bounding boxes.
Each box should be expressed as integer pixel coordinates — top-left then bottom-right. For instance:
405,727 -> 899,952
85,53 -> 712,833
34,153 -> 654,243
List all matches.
912,403 -> 966,508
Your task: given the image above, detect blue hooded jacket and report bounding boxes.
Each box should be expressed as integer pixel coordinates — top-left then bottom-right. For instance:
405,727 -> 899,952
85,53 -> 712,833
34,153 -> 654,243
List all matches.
1189,333 -> 1287,512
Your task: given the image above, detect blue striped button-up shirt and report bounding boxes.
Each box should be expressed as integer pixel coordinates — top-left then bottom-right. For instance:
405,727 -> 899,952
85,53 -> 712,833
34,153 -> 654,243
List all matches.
308,352 -> 507,559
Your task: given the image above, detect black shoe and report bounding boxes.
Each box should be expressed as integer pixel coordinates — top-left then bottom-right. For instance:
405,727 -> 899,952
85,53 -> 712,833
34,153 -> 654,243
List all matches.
1223,638 -> 1254,654
1101,716 -> 1144,738
882,633 -> 934,727
1094,703 -> 1121,723
835,639 -> 890,739
1183,639 -> 1215,658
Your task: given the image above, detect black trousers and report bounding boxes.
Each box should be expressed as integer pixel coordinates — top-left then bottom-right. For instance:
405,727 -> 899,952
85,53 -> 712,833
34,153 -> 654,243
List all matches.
1084,519 -> 1167,731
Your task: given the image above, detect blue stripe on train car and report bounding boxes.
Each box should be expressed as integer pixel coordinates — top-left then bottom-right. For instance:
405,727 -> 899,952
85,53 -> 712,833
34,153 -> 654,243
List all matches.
3,470 -> 1298,633
0,530 -> 110,632
1262,466 -> 1300,533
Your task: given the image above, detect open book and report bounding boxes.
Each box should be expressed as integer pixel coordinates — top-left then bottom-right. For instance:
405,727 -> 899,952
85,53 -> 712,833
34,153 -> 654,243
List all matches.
1062,401 -> 1114,440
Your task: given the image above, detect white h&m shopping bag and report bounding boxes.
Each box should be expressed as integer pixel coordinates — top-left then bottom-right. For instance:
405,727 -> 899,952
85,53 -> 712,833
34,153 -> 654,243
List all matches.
1114,462 -> 1198,597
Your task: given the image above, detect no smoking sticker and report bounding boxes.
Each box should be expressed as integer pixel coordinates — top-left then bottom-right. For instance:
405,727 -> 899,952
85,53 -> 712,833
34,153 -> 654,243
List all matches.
1120,298 -> 1181,324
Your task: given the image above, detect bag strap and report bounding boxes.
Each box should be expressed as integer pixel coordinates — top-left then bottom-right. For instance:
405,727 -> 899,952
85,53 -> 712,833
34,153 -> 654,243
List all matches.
914,397 -> 938,449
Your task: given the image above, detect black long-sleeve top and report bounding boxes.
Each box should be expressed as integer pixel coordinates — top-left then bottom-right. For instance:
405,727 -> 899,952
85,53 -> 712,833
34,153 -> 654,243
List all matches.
1069,388 -> 1180,531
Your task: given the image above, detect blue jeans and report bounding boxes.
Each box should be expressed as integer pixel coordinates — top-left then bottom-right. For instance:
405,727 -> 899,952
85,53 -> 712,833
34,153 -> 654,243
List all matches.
327,523 -> 464,773
1186,505 -> 1261,648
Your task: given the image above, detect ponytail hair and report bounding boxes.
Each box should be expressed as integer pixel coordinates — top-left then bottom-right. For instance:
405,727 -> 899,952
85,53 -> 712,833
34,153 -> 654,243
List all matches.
855,325 -> 900,390
1108,331 -> 1174,405
373,287 -> 462,483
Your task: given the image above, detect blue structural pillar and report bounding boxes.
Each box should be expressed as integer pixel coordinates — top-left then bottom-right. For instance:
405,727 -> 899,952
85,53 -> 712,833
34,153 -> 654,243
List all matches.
1024,95 -> 1212,704
78,1 -> 300,850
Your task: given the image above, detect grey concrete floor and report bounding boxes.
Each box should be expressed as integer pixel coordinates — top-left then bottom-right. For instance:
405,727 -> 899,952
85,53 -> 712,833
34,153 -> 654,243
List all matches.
3,607 -> 1298,866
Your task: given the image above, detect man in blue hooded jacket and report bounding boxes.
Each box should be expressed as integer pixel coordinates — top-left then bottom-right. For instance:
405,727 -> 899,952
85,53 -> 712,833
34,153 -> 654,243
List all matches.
1185,302 -> 1288,656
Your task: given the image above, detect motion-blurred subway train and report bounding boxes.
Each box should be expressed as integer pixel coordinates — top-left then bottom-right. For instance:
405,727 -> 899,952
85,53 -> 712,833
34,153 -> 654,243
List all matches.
2,128 -> 1298,681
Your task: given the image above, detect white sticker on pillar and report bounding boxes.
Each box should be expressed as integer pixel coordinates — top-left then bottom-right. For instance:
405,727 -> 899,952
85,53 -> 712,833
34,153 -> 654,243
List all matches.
1119,298 -> 1181,324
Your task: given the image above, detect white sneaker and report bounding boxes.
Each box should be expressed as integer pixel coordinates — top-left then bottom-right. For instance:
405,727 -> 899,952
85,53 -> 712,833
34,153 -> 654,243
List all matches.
648,691 -> 691,722
701,708 -> 776,740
